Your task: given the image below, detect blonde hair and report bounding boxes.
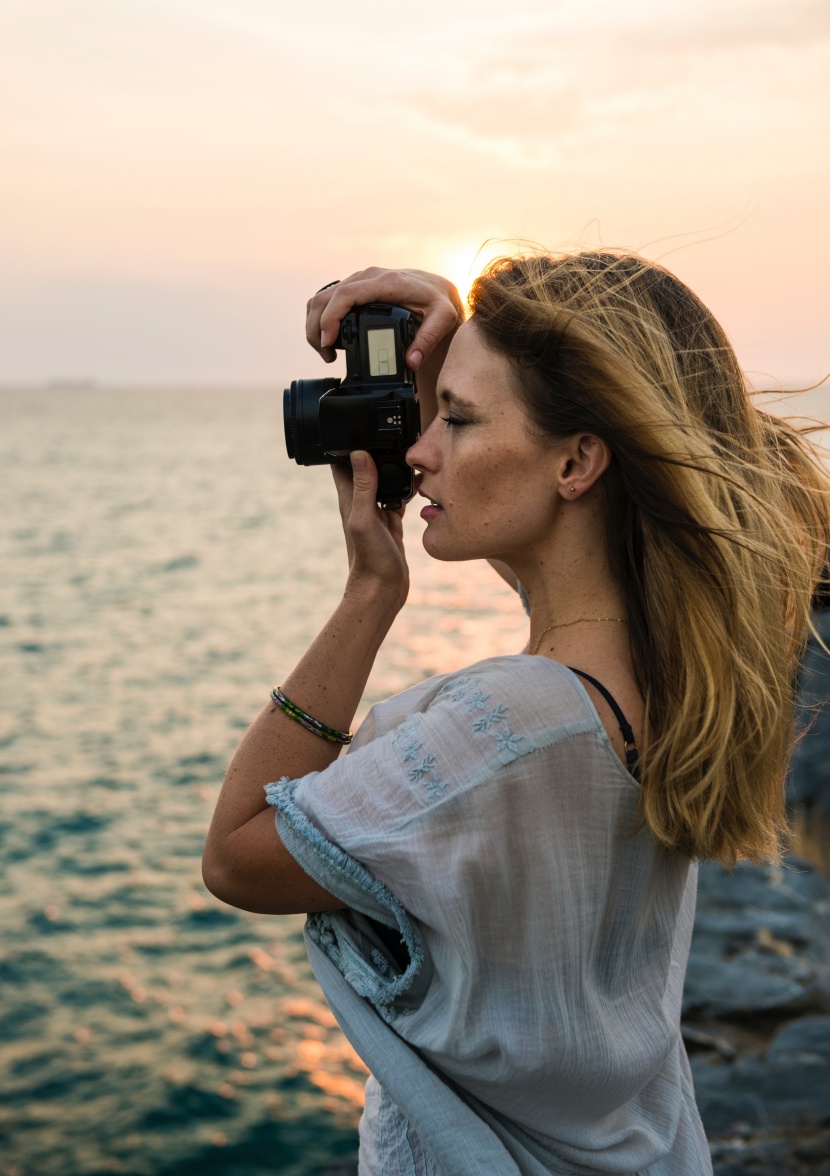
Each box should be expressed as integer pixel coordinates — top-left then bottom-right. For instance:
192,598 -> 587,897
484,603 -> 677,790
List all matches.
470,250 -> 830,866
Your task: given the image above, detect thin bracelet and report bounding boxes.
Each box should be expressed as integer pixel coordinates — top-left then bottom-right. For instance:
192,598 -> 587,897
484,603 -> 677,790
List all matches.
270,686 -> 353,745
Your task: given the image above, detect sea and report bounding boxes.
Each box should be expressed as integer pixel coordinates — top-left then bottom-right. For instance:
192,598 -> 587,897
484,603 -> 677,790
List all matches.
0,387 -> 530,1176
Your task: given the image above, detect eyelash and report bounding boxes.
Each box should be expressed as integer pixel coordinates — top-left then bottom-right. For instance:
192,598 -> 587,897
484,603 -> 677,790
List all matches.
440,414 -> 468,428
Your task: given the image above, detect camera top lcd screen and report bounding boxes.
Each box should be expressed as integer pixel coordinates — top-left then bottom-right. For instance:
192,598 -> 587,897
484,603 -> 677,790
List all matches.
367,328 -> 398,377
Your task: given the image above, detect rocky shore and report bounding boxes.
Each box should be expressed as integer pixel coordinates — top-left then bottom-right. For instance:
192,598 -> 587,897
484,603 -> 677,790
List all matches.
685,610 -> 830,1174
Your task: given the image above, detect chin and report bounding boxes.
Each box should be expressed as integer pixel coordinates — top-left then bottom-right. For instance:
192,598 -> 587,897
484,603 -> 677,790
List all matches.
421,532 -> 453,561
421,528 -> 482,564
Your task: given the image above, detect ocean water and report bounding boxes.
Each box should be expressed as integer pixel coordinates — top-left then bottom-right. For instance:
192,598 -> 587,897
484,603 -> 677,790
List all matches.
0,388 -> 528,1176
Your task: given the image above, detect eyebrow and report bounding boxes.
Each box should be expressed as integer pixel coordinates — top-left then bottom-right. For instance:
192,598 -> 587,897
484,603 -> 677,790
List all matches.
438,389 -> 478,412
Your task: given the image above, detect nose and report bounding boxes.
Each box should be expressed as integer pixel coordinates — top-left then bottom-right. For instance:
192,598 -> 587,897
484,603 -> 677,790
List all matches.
406,418 -> 439,472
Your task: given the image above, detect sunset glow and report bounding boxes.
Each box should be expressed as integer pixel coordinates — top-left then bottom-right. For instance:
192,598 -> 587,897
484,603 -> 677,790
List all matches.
431,241 -> 515,308
1,0 -> 828,388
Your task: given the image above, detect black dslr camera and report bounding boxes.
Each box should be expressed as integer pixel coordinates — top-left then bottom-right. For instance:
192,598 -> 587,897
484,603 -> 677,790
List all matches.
283,304 -> 421,509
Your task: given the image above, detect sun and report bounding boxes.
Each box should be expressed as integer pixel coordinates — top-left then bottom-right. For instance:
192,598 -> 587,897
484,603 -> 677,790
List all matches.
433,241 -> 508,308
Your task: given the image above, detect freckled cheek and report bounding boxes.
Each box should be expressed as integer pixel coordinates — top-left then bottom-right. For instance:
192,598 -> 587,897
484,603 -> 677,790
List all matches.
443,447 -> 528,522
476,452 -> 526,505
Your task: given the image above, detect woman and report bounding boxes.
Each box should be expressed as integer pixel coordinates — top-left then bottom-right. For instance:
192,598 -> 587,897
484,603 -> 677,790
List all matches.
202,253 -> 829,1174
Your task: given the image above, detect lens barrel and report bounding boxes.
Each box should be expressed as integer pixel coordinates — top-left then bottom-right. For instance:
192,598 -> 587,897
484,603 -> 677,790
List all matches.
283,378 -> 340,466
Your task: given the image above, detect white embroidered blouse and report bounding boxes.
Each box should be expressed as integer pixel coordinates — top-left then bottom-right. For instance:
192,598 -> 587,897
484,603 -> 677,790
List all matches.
265,655 -> 712,1175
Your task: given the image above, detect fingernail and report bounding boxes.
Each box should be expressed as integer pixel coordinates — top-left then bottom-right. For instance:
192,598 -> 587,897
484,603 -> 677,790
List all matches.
320,329 -> 329,349
350,451 -> 366,470
409,349 -> 423,368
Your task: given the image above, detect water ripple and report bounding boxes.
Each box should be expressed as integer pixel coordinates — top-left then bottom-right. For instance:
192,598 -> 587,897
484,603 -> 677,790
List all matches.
0,388 -> 529,1174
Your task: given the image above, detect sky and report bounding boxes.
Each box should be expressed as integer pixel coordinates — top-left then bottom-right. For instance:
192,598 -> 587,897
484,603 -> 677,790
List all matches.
1,0 -> 829,387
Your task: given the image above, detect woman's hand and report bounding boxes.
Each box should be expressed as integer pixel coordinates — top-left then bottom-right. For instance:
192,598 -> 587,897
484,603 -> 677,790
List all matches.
307,267 -> 464,365
333,451 -> 410,612
306,267 -> 465,430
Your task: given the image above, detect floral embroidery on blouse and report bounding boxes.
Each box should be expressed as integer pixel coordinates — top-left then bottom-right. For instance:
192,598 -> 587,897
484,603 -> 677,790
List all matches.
408,754 -> 446,799
466,696 -> 527,755
473,703 -> 509,732
465,687 -> 491,713
393,672 -> 526,801
438,676 -> 474,704
393,716 -> 424,763
393,717 -> 447,798
493,726 -> 523,755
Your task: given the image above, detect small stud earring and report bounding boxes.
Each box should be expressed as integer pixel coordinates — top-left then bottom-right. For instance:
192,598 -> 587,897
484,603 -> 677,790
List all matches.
569,486 -> 576,494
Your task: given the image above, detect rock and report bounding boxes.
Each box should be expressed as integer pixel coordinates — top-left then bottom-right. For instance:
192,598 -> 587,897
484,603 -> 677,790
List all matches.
709,1129 -> 830,1175
684,858 -> 830,1020
767,1013 -> 830,1060
692,1015 -> 830,1136
684,851 -> 830,1171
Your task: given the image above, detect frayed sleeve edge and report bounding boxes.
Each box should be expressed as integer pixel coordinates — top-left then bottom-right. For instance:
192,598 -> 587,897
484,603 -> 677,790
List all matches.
264,776 -> 405,932
265,776 -> 427,1006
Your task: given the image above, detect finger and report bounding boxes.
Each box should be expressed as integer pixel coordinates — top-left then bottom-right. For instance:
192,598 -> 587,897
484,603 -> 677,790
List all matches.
318,269 -> 444,349
406,299 -> 465,369
318,276 -> 393,352
347,451 -> 379,533
306,286 -> 341,362
321,277 -> 459,370
313,269 -> 465,368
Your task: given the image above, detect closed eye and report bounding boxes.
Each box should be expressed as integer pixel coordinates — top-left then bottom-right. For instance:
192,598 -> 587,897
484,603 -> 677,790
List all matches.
440,415 -> 468,428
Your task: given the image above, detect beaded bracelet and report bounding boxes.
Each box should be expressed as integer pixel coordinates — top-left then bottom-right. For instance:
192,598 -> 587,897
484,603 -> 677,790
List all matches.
270,686 -> 353,745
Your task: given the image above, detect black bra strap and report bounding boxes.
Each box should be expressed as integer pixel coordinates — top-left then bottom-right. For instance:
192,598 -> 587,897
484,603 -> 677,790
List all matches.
567,667 -> 640,780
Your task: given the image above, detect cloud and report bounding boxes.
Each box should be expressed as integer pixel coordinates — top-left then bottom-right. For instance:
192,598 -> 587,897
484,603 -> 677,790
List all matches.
3,0 -> 827,380
363,0 -> 830,170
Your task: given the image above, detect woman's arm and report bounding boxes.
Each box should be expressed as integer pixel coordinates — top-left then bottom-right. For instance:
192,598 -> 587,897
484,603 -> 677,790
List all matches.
202,453 -> 406,915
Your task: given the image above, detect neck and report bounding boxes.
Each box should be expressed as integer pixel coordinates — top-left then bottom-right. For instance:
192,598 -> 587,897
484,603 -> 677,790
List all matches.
506,497 -> 626,650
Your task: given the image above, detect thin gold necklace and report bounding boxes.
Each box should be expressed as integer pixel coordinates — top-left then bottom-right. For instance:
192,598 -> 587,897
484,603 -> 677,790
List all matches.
530,617 -> 628,657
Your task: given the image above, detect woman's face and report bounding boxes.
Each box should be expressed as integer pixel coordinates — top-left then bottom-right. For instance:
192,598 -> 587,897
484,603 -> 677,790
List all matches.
406,321 -> 565,565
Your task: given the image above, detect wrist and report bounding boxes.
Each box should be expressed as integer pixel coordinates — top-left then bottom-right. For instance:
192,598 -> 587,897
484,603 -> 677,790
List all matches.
342,574 -> 405,622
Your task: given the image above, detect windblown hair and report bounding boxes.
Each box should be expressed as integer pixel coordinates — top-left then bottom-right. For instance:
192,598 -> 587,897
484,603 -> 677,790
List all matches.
470,250 -> 830,866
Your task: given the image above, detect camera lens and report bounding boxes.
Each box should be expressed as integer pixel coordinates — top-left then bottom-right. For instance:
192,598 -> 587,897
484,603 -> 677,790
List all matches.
283,378 -> 339,466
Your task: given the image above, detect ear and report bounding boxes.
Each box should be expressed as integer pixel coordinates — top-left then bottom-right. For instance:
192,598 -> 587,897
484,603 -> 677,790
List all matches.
555,434 -> 612,501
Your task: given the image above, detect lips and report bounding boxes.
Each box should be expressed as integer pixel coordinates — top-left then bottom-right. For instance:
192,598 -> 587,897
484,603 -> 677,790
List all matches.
417,483 -> 444,520
418,488 -> 443,509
